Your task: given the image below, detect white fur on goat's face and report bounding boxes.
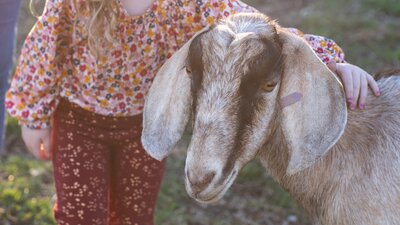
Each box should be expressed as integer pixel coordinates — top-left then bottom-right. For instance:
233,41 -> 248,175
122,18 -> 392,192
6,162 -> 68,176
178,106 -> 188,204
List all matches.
142,13 -> 347,204
183,18 -> 282,202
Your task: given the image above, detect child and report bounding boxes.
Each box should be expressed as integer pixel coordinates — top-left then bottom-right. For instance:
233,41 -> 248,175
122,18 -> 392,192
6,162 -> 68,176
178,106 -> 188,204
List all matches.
6,0 -> 380,224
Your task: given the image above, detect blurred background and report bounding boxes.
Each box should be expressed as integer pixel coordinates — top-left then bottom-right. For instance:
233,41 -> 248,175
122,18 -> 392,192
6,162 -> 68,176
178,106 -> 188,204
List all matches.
1,0 -> 399,224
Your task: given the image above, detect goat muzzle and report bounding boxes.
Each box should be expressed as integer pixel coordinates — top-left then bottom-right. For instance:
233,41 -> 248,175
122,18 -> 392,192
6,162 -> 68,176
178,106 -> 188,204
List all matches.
186,170 -> 216,195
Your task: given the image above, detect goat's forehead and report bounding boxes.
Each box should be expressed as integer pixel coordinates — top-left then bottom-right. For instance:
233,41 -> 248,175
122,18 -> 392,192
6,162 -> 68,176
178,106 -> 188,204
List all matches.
190,17 -> 278,86
203,20 -> 275,48
199,26 -> 272,76
225,16 -> 276,38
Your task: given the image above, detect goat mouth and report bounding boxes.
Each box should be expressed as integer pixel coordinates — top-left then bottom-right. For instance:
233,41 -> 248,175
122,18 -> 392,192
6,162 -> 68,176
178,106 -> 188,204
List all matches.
189,169 -> 238,204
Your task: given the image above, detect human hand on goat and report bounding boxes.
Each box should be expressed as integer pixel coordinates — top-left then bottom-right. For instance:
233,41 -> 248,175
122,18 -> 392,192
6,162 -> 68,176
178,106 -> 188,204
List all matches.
328,61 -> 380,110
21,126 -> 52,160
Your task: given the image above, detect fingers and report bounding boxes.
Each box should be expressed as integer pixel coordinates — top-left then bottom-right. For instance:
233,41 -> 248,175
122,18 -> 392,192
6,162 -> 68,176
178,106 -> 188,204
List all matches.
21,126 -> 52,160
39,140 -> 46,160
31,138 -> 51,160
337,66 -> 354,107
40,136 -> 52,160
366,74 -> 380,96
352,71 -> 361,110
21,129 -> 40,158
327,60 -> 337,73
355,72 -> 380,109
335,63 -> 381,110
29,139 -> 42,159
358,73 -> 368,110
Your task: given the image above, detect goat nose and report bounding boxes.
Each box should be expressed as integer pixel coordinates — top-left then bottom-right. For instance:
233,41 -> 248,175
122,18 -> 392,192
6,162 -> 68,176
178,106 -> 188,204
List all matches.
187,170 -> 216,194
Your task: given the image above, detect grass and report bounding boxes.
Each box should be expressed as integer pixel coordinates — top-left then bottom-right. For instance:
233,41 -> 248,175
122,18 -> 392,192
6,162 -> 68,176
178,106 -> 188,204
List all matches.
1,154 -> 307,225
0,156 -> 55,225
365,0 -> 400,16
155,156 -> 308,225
295,0 -> 400,73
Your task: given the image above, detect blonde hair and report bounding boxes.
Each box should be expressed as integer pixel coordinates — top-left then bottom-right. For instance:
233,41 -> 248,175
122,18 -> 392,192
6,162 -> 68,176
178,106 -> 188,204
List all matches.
30,0 -> 120,56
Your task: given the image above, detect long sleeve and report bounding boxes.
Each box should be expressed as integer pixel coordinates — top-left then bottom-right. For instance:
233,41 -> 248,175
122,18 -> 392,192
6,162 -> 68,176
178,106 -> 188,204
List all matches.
5,0 -> 72,129
304,33 -> 346,64
287,28 -> 346,64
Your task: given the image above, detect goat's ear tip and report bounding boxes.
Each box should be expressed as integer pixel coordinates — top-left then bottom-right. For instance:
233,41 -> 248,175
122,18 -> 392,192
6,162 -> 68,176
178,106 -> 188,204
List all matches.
147,152 -> 167,162
141,134 -> 170,161
286,166 -> 309,176
286,166 -> 302,176
286,157 -> 310,176
141,141 -> 168,161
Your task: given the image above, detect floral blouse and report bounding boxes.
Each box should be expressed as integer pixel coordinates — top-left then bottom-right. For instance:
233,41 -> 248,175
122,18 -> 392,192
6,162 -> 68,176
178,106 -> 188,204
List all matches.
6,0 -> 345,129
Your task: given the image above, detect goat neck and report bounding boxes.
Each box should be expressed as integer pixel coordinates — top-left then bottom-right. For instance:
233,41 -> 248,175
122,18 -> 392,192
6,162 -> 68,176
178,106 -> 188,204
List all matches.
259,76 -> 400,225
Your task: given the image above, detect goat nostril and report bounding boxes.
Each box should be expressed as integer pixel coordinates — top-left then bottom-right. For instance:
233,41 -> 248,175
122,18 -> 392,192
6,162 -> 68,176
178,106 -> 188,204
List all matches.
187,171 -> 216,194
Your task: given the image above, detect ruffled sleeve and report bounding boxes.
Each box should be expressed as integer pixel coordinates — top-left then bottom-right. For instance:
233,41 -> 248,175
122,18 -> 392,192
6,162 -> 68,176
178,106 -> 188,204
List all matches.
303,33 -> 346,64
5,0 -> 72,129
285,28 -> 346,64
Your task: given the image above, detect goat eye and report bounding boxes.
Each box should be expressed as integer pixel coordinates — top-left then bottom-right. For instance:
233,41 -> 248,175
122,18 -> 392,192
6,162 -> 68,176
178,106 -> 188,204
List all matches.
261,81 -> 277,92
185,66 -> 192,75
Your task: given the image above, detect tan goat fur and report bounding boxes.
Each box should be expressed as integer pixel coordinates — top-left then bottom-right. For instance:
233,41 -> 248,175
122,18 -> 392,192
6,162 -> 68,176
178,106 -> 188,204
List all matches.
142,12 -> 400,225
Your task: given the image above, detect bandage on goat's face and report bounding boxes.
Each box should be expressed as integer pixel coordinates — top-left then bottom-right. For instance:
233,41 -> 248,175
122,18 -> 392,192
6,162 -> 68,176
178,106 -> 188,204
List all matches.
142,13 -> 347,204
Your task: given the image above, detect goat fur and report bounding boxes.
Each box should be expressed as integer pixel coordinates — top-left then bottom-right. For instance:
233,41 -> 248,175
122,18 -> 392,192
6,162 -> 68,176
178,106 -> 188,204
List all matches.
260,73 -> 400,224
142,12 -> 400,225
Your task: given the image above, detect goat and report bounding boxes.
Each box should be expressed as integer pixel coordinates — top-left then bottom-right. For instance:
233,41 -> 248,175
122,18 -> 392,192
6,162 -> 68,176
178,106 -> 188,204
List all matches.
141,12 -> 400,225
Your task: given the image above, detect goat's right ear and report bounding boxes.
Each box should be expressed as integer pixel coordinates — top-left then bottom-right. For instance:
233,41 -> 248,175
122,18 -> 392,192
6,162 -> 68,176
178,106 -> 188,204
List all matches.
277,29 -> 348,175
141,27 -> 209,161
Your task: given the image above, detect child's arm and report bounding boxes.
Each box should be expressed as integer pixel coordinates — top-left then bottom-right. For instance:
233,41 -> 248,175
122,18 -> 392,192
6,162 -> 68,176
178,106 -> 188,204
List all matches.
5,0 -> 71,158
299,31 -> 380,109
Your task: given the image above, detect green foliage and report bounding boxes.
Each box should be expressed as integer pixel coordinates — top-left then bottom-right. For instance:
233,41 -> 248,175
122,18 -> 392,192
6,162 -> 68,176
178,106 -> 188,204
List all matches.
155,156 -> 188,224
0,156 -> 56,225
6,117 -> 20,138
0,155 -> 305,225
365,0 -> 400,16
155,158 -> 308,225
238,161 -> 303,211
298,0 -> 400,73
237,160 -> 265,180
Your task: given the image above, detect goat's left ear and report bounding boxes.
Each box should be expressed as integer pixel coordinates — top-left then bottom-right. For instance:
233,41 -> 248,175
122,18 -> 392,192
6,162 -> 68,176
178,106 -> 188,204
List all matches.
141,27 -> 209,161
277,29 -> 348,175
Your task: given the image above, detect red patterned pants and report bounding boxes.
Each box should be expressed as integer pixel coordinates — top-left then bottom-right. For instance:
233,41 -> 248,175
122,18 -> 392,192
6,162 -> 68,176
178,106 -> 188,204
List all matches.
52,99 -> 166,225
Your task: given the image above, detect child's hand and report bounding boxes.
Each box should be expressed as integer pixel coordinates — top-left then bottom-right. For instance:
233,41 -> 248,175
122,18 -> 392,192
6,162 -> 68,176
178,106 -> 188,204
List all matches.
21,126 -> 52,160
328,61 -> 380,110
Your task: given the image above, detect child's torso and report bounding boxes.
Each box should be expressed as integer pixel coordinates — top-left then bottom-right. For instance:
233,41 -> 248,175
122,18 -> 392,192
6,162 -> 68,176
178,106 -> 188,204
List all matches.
60,0 -> 192,116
